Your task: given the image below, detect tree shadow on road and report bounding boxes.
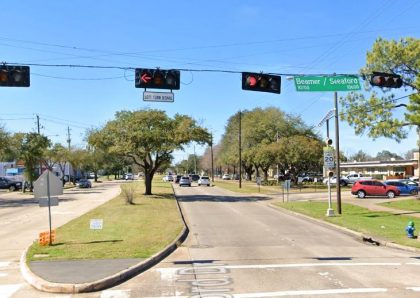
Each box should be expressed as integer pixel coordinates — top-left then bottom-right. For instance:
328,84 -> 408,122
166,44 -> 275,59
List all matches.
177,194 -> 271,203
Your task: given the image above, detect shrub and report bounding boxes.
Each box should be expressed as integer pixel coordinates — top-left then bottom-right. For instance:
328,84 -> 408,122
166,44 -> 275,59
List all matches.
121,183 -> 137,205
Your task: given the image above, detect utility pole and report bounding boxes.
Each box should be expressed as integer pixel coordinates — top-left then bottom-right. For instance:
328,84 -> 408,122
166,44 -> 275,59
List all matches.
238,110 -> 242,188
193,145 -> 197,174
334,91 -> 342,214
210,132 -> 214,182
36,114 -> 40,134
276,131 -> 279,185
66,126 -> 71,150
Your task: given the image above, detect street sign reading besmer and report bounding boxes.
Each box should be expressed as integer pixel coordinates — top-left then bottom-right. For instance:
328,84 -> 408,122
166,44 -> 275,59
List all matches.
294,75 -> 361,92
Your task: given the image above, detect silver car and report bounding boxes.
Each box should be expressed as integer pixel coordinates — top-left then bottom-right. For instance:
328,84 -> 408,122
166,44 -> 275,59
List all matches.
179,176 -> 191,187
198,176 -> 210,186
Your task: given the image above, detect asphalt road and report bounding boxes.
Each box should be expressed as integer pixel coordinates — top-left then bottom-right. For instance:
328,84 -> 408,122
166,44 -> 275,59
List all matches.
87,184 -> 419,298
0,180 -> 121,298
4,183 -> 420,297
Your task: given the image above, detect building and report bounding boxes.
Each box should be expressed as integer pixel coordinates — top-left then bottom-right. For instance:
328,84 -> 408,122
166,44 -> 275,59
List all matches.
340,152 -> 419,179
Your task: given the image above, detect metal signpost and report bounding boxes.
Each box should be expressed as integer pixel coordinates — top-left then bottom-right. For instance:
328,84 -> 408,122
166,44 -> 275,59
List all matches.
34,170 -> 63,245
324,147 -> 335,217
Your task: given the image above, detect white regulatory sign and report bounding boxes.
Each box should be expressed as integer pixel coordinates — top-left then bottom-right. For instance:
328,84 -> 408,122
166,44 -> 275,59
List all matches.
90,219 -> 103,230
143,91 -> 174,102
323,147 -> 335,169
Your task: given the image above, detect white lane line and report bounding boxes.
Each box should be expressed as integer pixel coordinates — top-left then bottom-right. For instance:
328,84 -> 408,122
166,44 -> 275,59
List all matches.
0,284 -> 23,298
0,262 -> 10,268
407,287 -> 420,292
101,289 -> 131,298
232,288 -> 388,297
156,262 -> 401,275
406,262 -> 420,265
222,262 -> 401,269
0,273 -> 7,277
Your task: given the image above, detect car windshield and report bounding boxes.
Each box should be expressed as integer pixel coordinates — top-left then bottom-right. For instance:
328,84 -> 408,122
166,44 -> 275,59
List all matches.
201,176 -> 209,179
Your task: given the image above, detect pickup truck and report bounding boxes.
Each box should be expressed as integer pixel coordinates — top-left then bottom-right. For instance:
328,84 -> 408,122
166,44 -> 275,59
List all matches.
346,173 -> 372,184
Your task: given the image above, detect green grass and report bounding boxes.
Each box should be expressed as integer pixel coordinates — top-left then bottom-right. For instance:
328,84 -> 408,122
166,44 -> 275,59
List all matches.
379,198 -> 420,212
214,179 -> 349,195
27,180 -> 183,261
275,201 -> 420,249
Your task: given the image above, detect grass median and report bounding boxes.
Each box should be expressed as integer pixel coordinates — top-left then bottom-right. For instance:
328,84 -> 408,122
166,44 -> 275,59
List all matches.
275,201 -> 420,249
379,198 -> 420,212
27,180 -> 183,261
214,179 -> 348,194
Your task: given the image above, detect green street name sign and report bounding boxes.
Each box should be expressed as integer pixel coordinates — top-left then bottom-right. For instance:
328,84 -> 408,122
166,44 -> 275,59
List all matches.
294,75 -> 361,92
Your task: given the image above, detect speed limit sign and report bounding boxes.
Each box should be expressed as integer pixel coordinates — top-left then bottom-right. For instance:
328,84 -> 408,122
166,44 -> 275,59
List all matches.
323,147 -> 335,169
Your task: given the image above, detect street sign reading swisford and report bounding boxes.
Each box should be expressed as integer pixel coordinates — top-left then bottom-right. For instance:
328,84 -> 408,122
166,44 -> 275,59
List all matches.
143,91 -> 174,102
294,75 -> 361,92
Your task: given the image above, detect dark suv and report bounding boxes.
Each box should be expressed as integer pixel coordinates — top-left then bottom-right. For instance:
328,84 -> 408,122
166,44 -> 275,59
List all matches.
0,177 -> 23,191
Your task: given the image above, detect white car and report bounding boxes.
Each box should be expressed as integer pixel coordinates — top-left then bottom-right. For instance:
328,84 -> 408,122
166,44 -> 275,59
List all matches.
162,175 -> 174,182
222,174 -> 231,180
125,173 -> 134,180
198,176 -> 211,186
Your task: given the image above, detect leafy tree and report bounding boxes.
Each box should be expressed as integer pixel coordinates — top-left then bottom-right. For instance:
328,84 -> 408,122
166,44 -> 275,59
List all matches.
19,133 -> 51,186
89,109 -> 210,195
340,37 -> 420,141
273,136 -> 323,178
68,148 -> 89,183
348,150 -> 373,162
375,150 -> 403,161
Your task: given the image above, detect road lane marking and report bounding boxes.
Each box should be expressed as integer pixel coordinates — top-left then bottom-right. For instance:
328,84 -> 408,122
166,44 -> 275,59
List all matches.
231,288 -> 387,297
0,284 -> 23,298
100,289 -> 131,298
0,262 -> 10,268
407,287 -> 420,292
157,262 -> 401,276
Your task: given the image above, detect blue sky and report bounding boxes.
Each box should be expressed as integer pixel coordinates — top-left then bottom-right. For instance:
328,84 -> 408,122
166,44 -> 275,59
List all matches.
1,0 -> 419,162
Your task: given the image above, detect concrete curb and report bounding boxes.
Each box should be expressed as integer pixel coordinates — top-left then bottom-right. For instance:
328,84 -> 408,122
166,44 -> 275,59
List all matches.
20,187 -> 189,294
266,201 -> 420,254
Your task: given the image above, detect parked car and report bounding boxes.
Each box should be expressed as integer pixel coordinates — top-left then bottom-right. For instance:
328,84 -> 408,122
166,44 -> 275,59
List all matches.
162,175 -> 174,182
198,176 -> 211,186
323,176 -> 349,186
0,177 -> 22,191
179,176 -> 191,187
222,174 -> 231,180
384,180 -> 418,195
351,179 -> 400,198
77,179 -> 92,188
346,173 -> 372,184
125,173 -> 134,180
174,175 -> 182,183
189,174 -> 200,182
386,179 -> 418,187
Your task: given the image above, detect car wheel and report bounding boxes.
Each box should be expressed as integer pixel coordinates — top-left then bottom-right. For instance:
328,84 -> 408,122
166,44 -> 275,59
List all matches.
340,181 -> 347,187
410,189 -> 418,195
9,185 -> 16,192
387,191 -> 396,199
198,184 -> 201,186
357,190 -> 366,199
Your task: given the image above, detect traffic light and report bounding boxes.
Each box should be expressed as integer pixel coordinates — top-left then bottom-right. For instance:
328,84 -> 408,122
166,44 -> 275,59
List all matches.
325,138 -> 333,146
0,65 -> 30,87
369,72 -> 403,89
135,68 -> 180,90
242,72 -> 281,94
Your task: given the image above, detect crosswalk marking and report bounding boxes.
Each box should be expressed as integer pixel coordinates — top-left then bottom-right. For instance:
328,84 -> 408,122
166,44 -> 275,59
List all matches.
0,284 -> 24,298
101,289 -> 131,298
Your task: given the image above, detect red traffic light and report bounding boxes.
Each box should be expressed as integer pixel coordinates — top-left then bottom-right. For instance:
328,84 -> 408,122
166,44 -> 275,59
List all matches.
370,72 -> 403,89
135,68 -> 180,90
0,65 -> 30,87
242,72 -> 281,94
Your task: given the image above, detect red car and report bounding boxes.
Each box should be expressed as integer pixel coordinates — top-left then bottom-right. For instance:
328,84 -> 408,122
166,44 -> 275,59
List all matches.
351,179 -> 400,199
